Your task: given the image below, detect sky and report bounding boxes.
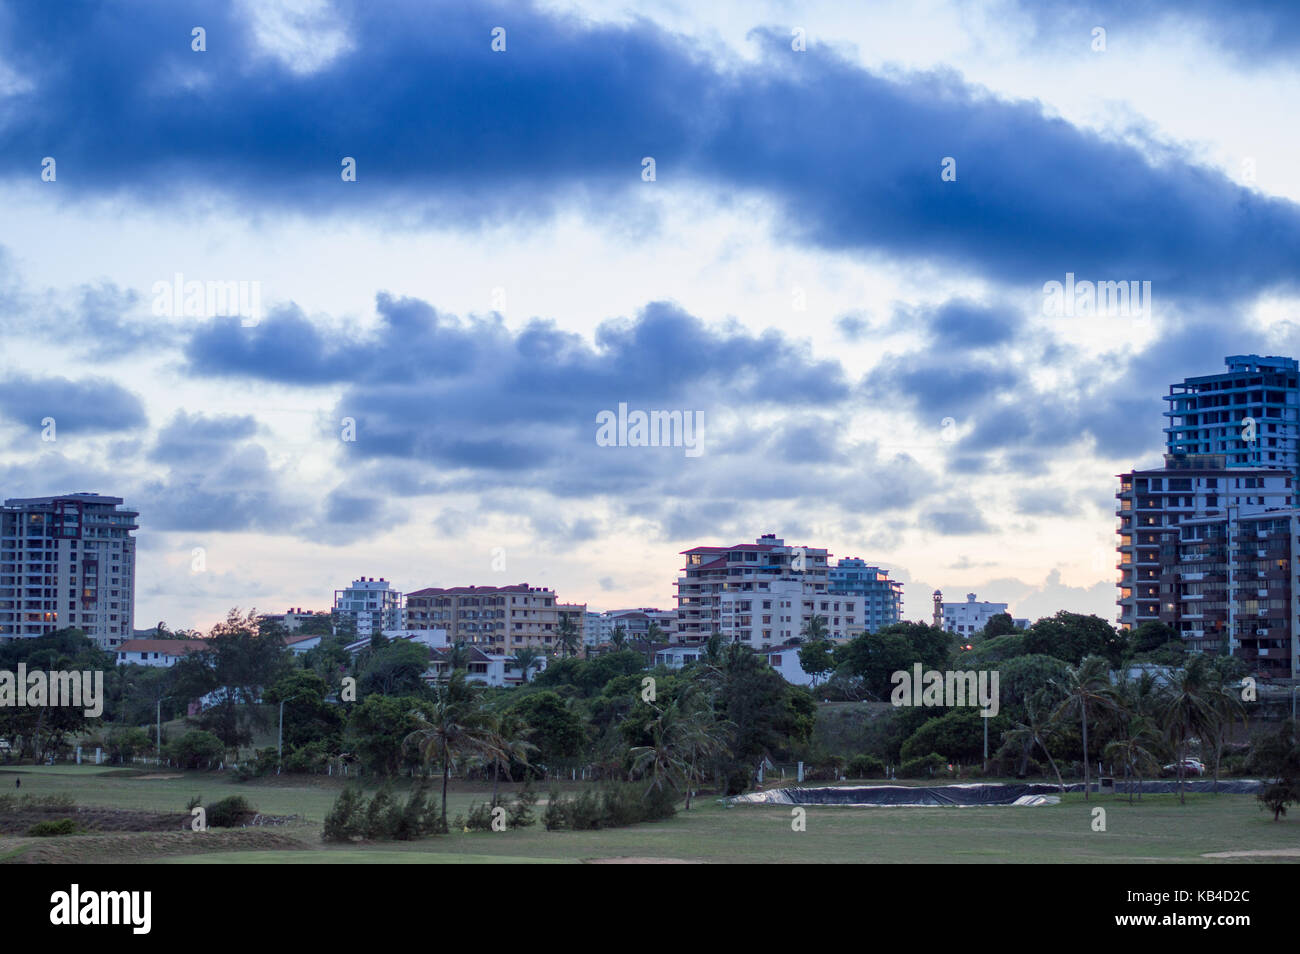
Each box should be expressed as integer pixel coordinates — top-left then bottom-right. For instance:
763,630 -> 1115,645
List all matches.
2,0 -> 1299,632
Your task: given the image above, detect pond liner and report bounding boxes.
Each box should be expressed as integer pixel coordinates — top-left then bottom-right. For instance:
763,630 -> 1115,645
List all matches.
730,779 -> 1264,806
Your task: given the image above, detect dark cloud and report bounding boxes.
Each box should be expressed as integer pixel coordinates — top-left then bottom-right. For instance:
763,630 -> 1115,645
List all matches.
0,374 -> 147,433
0,2 -> 1295,305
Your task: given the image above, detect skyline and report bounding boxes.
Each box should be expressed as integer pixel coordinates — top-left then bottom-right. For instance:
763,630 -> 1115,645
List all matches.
3,0 -> 1300,632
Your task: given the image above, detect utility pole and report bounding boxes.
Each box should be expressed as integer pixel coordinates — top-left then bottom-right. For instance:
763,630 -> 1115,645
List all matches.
156,698 -> 161,763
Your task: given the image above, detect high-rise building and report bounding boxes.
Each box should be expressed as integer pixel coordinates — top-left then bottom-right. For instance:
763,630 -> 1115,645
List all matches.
1116,454 -> 1293,632
405,583 -> 559,653
675,534 -> 864,646
0,493 -> 138,648
591,608 -> 675,645
1158,508 -> 1299,678
332,577 -> 404,638
1163,355 -> 1299,477
828,558 -> 903,631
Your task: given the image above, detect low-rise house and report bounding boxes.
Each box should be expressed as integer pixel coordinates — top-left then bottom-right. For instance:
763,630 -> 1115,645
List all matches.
115,638 -> 207,668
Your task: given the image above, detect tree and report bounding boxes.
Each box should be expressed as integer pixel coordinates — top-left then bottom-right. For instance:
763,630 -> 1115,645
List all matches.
346,694 -> 423,775
555,616 -> 581,657
169,609 -> 292,755
266,670 -> 342,752
1103,716 -> 1162,804
359,640 -> 432,696
1050,655 -> 1117,800
1159,654 -> 1217,805
982,613 -> 1018,638
510,647 -> 542,684
610,625 -> 628,651
506,691 -> 586,764
1254,719 -> 1300,821
405,672 -> 502,833
799,614 -> 828,644
797,640 -> 835,688
1001,695 -> 1066,792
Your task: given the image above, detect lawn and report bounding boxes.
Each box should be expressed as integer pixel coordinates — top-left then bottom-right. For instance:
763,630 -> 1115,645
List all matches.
2,765 -> 1298,864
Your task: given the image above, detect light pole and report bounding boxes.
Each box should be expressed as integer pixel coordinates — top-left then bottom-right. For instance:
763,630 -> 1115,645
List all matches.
277,690 -> 316,773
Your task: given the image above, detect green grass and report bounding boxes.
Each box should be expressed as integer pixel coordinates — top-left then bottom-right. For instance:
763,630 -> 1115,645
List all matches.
3,765 -> 1298,864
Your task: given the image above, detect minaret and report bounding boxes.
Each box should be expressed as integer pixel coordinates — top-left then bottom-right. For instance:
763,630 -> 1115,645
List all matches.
932,590 -> 943,629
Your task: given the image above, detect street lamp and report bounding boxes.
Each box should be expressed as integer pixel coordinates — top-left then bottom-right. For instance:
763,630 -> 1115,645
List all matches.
277,690 -> 318,773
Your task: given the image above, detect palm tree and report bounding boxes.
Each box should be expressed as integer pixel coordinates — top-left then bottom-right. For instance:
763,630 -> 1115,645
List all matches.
1003,696 -> 1066,793
555,616 -> 581,657
1159,655 -> 1217,805
510,647 -> 541,684
799,614 -> 828,644
445,640 -> 472,673
1050,655 -> 1117,800
1202,665 -> 1246,792
404,671 -> 502,832
610,625 -> 627,651
1103,715 -> 1163,803
486,711 -> 537,808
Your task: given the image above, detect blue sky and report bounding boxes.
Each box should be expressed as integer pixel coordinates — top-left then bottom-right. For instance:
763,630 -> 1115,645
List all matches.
2,0 -> 1299,630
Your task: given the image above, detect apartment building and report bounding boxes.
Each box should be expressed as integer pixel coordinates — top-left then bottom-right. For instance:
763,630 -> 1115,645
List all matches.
1157,508 -> 1300,678
0,493 -> 138,648
557,602 -> 587,647
332,577 -> 404,638
1164,355 -> 1299,477
591,607 -> 675,644
405,583 -> 559,653
828,558 -> 903,631
1115,454 -> 1293,632
675,534 -> 864,646
937,591 -> 1022,636
260,607 -> 331,632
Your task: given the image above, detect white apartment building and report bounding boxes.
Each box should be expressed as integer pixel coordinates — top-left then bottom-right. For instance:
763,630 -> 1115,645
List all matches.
0,493 -> 139,648
938,592 -> 1018,636
333,577 -> 405,638
676,534 -> 864,646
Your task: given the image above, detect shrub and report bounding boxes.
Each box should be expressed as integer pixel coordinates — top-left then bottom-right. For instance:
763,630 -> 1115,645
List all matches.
27,818 -> 80,837
506,782 -> 537,829
899,752 -> 947,779
363,785 -> 399,840
848,754 -> 887,779
566,789 -> 603,831
464,802 -> 495,832
323,787 -> 365,842
166,730 -> 225,770
393,780 -> 439,840
543,787 -> 567,830
206,795 -> 254,828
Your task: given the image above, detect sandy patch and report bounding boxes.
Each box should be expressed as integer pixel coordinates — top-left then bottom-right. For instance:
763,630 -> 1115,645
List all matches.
1201,848 -> 1300,858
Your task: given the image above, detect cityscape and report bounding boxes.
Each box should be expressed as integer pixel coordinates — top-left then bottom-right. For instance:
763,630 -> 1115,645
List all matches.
0,0 -> 1297,912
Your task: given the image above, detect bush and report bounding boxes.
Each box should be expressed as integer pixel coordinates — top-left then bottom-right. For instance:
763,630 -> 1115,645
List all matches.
899,752 -> 947,779
166,730 -> 225,770
848,754 -> 887,779
27,818 -> 80,837
543,787 -> 567,830
206,795 -> 254,828
363,785 -> 398,840
283,740 -> 334,774
323,786 -> 365,842
393,780 -> 439,840
464,802 -> 496,832
506,783 -> 537,829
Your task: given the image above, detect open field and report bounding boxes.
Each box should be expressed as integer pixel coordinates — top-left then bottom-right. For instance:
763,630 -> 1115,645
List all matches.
1,765 -> 1298,864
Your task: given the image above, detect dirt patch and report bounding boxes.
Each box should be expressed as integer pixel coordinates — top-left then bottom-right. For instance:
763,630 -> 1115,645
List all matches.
1201,848 -> 1300,858
2,827 -> 311,863
585,856 -> 700,864
0,808 -> 191,834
